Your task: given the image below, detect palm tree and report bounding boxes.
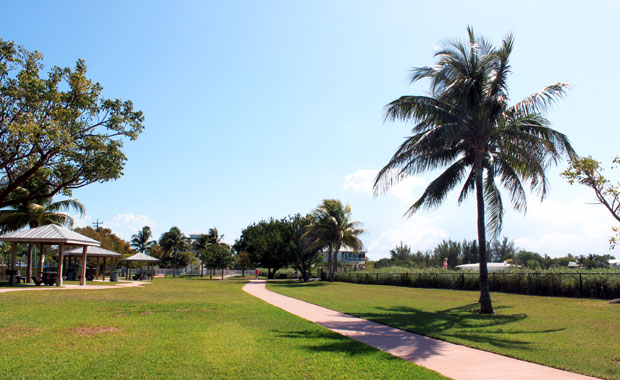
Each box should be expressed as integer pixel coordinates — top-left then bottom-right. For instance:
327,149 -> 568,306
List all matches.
0,196 -> 85,279
305,199 -> 364,282
373,27 -> 575,314
131,226 -> 156,254
159,227 -> 188,277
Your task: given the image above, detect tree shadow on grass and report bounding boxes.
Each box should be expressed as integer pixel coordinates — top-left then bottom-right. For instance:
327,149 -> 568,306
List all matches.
269,281 -> 328,288
273,328 -> 400,358
351,304 -> 564,352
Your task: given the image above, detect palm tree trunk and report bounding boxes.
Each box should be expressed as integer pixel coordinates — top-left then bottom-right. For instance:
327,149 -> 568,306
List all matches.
173,248 -> 177,277
38,244 -> 45,277
328,244 -> 334,282
475,153 -> 494,314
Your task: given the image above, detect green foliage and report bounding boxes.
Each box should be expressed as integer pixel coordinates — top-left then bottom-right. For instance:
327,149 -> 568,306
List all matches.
268,281 -> 620,379
562,156 -> 620,247
330,268 -> 620,299
235,218 -> 292,279
73,227 -> 132,256
0,196 -> 84,232
130,226 -> 156,254
158,227 -> 189,275
286,214 -> 322,281
0,39 -> 144,208
201,244 -> 234,278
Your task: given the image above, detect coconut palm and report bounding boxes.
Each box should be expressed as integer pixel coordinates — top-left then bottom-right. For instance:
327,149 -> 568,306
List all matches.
159,227 -> 188,277
0,196 -> 85,280
130,226 -> 156,254
373,27 -> 575,314
305,199 -> 364,282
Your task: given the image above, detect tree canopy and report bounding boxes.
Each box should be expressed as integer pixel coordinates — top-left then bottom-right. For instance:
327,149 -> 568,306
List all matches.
0,39 -> 144,208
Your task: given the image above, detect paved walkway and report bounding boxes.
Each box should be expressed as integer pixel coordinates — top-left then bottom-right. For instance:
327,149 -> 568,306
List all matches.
243,280 -> 598,380
0,280 -> 149,294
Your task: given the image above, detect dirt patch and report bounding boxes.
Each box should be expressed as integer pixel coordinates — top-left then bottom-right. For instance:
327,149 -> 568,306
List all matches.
176,308 -> 192,312
68,326 -> 122,337
140,311 -> 154,315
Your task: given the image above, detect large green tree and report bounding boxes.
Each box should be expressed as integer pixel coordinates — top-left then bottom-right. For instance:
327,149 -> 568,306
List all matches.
235,218 -> 292,279
373,27 -> 574,314
159,227 -> 188,277
286,214 -> 322,281
0,39 -> 144,208
305,199 -> 364,282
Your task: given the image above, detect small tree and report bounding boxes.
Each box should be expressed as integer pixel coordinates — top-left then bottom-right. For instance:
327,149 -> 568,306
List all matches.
562,156 -> 620,247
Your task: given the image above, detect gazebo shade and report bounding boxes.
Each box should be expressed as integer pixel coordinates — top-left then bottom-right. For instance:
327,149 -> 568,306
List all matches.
0,224 -> 100,246
125,252 -> 159,262
64,246 -> 122,257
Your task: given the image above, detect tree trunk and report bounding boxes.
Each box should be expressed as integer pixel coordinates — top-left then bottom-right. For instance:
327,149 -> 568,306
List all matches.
474,153 -> 494,314
328,244 -> 334,282
201,262 -> 204,277
173,248 -> 177,277
221,268 -> 224,280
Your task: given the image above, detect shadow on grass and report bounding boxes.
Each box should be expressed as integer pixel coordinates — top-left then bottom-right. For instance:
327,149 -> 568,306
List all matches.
268,281 -> 328,288
352,304 -> 563,351
273,328 -> 399,358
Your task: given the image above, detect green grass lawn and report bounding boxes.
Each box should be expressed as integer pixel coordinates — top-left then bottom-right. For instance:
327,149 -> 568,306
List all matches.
267,281 -> 620,380
0,278 -> 446,380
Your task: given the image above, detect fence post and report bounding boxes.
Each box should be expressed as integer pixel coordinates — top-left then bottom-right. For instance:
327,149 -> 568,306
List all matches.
579,273 -> 583,295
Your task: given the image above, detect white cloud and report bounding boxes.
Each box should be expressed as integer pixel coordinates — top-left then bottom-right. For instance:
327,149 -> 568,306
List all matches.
367,215 -> 449,260
72,214 -> 93,229
106,213 -> 157,240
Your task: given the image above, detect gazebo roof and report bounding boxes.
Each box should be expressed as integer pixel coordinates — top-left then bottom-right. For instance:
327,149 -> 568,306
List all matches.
0,224 -> 101,246
124,252 -> 159,262
64,246 -> 122,257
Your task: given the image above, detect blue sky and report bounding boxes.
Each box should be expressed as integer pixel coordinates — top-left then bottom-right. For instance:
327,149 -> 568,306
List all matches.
2,1 -> 619,259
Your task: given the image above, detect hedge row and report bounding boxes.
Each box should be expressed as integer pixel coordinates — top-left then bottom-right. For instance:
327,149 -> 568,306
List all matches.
325,270 -> 620,299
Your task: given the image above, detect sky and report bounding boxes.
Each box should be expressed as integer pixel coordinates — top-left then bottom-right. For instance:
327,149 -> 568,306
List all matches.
2,0 -> 619,260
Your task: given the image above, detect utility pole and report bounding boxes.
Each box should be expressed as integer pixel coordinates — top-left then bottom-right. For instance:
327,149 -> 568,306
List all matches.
92,219 -> 104,229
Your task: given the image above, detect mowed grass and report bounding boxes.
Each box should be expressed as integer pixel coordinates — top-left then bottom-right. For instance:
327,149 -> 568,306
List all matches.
0,278 -> 446,380
267,281 -> 620,380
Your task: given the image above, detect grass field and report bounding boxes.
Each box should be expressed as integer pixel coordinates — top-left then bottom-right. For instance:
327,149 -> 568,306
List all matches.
267,281 -> 620,380
0,278 -> 445,380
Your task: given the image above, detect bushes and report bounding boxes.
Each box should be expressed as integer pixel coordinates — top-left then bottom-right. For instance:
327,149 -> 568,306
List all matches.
330,269 -> 620,299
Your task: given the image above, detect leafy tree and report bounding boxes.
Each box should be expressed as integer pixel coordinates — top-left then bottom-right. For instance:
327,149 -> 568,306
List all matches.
305,199 -> 364,282
577,254 -> 615,269
0,38 -> 144,209
286,214 -> 322,281
207,244 -> 234,279
74,226 -> 133,255
433,240 -> 461,268
390,242 -> 412,260
373,28 -> 574,314
130,226 -> 156,254
236,218 -> 292,279
235,250 -> 252,277
159,227 -> 188,277
562,156 -> 620,247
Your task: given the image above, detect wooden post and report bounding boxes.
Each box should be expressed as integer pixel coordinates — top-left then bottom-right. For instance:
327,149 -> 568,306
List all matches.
102,257 -> 107,281
80,246 -> 88,286
9,242 -> 17,286
27,244 -> 33,283
57,244 -> 64,287
96,257 -> 101,279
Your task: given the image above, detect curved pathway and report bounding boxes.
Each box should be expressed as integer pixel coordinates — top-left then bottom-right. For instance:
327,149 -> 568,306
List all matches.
243,280 -> 598,380
0,280 -> 150,294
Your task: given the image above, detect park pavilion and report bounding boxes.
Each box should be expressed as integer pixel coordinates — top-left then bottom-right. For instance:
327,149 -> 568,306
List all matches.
63,246 -> 122,281
0,224 -> 100,286
124,252 -> 159,280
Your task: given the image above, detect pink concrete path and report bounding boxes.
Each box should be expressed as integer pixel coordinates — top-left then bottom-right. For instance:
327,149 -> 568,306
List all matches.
0,280 -> 150,294
243,280 -> 599,380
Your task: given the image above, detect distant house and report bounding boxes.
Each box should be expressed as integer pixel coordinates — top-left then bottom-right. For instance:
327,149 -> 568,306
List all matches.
323,245 -> 366,268
568,261 -> 583,268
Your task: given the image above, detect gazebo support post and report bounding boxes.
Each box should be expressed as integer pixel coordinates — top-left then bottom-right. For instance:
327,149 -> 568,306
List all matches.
57,244 -> 64,287
96,256 -> 100,279
38,244 -> 45,277
102,257 -> 107,281
9,242 -> 17,286
26,244 -> 33,283
80,246 -> 88,286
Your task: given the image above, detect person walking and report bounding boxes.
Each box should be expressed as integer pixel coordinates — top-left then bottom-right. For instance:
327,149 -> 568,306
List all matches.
442,258 -> 448,270
255,269 -> 259,280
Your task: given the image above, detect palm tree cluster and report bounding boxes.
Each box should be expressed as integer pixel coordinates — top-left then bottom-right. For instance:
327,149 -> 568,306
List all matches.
374,27 -> 575,314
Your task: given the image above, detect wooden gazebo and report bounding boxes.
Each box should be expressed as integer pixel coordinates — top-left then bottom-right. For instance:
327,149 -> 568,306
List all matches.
0,224 -> 100,286
124,252 -> 159,280
64,246 -> 122,281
